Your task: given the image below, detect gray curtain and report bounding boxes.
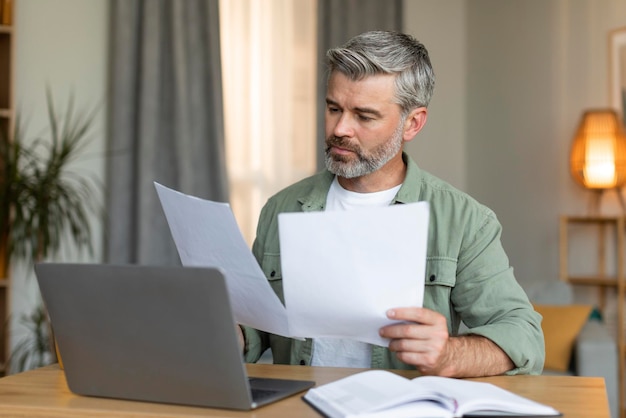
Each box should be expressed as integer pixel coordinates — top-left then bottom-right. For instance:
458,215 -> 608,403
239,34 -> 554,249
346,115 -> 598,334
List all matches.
315,0 -> 403,169
105,0 -> 228,265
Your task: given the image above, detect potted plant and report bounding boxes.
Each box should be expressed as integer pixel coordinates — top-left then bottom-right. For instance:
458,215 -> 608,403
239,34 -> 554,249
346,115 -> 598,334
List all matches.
0,89 -> 101,372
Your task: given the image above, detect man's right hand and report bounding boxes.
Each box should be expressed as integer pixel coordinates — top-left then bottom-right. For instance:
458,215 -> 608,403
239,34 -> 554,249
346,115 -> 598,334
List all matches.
236,325 -> 245,353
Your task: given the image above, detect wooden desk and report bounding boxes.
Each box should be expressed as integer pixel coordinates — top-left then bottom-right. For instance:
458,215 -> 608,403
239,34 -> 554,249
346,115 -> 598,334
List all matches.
0,364 -> 611,417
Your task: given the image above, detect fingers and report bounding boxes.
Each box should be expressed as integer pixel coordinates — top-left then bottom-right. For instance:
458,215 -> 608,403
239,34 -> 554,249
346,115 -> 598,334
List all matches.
380,307 -> 447,339
386,307 -> 442,324
384,331 -> 449,375
393,350 -> 442,373
379,307 -> 450,374
236,325 -> 245,353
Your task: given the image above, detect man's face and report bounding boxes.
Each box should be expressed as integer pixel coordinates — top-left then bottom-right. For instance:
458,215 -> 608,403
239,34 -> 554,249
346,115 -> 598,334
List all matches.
324,71 -> 406,179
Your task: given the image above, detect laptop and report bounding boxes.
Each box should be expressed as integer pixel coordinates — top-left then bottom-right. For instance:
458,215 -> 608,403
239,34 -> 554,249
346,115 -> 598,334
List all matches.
34,263 -> 315,410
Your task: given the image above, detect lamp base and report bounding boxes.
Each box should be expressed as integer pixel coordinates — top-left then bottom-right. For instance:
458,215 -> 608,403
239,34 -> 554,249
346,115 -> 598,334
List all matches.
588,188 -> 626,215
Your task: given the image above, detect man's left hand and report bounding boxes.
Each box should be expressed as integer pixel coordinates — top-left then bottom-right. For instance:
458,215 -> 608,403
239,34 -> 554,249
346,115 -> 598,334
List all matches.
379,307 -> 453,376
379,307 -> 515,377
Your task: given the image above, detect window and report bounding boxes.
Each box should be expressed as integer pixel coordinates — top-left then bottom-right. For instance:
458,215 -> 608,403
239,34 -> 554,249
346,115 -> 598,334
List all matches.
219,0 -> 317,245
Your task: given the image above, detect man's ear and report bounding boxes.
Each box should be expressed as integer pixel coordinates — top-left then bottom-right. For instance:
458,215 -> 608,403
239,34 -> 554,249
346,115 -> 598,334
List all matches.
402,107 -> 428,142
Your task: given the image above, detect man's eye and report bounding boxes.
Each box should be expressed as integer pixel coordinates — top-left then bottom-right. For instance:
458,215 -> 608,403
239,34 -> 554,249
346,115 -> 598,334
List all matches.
358,115 -> 373,122
327,107 -> 340,113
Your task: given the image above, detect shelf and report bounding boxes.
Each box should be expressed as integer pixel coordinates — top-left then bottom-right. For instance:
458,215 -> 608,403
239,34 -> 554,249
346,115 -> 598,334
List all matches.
560,215 -> 625,418
566,276 -> 620,286
0,0 -> 11,380
564,215 -> 624,223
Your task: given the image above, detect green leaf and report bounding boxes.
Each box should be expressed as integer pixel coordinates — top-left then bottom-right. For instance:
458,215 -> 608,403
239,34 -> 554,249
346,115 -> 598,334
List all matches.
0,90 -> 102,265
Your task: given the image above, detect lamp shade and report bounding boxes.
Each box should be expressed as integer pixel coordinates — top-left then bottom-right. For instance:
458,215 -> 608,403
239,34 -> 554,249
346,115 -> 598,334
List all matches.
570,109 -> 626,189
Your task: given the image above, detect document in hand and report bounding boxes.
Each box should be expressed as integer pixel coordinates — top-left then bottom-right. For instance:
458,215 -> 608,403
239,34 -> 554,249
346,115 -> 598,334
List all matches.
303,370 -> 562,418
154,182 -> 292,337
278,202 -> 429,346
155,182 -> 430,347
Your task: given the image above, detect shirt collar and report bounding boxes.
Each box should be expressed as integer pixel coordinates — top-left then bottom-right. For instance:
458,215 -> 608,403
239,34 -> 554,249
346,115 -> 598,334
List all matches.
393,152 -> 423,204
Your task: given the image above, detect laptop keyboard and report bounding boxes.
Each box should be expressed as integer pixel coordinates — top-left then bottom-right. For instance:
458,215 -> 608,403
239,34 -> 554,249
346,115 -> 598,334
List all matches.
250,387 -> 280,402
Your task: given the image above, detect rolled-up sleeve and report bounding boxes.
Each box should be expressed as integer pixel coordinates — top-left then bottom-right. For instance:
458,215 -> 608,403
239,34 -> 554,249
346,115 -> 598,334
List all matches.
452,212 -> 545,375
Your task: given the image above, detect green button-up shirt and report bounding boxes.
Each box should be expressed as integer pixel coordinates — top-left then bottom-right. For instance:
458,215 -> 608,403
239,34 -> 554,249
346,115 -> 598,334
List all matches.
243,152 -> 544,375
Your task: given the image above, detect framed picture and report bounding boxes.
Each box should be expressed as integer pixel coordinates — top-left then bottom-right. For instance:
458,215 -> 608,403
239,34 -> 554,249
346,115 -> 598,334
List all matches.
609,26 -> 626,126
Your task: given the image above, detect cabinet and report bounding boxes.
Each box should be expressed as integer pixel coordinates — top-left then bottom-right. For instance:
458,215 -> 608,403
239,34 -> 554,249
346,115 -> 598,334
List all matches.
559,215 -> 625,417
0,0 -> 13,376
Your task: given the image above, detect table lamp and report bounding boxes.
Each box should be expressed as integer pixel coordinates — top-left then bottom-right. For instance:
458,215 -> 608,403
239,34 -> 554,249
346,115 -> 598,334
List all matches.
569,109 -> 626,213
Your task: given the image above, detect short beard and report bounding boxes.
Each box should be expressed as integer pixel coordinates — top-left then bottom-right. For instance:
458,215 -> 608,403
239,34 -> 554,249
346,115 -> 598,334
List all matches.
325,120 -> 404,179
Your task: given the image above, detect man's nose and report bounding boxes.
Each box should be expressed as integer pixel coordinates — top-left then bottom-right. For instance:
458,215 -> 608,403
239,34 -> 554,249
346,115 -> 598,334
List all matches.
332,113 -> 355,138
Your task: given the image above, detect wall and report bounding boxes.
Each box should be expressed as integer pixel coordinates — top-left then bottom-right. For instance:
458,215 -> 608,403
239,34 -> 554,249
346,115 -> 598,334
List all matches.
466,0 -> 566,292
403,0 -> 467,191
11,0 -> 108,354
8,0 -> 626,355
404,0 -> 626,296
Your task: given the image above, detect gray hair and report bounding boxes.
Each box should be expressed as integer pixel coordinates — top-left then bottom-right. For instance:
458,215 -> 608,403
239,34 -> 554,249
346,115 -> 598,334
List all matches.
326,31 -> 435,114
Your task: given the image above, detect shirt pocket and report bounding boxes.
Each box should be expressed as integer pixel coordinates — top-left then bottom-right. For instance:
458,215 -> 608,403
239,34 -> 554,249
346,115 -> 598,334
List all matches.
424,258 -> 457,287
423,258 -> 457,326
261,253 -> 285,304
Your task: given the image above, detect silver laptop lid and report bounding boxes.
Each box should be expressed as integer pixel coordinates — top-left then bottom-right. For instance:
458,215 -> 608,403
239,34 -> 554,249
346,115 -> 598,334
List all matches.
35,263 -> 257,409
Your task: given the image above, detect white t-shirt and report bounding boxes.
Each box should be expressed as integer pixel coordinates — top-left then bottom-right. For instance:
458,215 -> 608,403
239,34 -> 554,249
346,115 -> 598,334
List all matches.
311,176 -> 401,368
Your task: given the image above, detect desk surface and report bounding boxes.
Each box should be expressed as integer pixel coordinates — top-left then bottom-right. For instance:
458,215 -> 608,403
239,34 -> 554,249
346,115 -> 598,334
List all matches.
0,364 -> 611,417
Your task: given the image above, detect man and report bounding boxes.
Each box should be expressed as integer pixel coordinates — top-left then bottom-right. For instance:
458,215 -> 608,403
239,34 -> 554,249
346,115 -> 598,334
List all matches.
239,31 -> 544,377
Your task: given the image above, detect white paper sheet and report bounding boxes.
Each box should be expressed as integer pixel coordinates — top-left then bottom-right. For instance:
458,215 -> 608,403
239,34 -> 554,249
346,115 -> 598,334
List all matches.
154,182 -> 291,337
278,202 -> 429,346
155,182 -> 429,347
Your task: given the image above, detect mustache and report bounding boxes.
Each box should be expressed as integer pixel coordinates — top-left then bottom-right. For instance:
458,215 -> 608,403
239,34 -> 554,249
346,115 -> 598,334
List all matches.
325,136 -> 360,154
